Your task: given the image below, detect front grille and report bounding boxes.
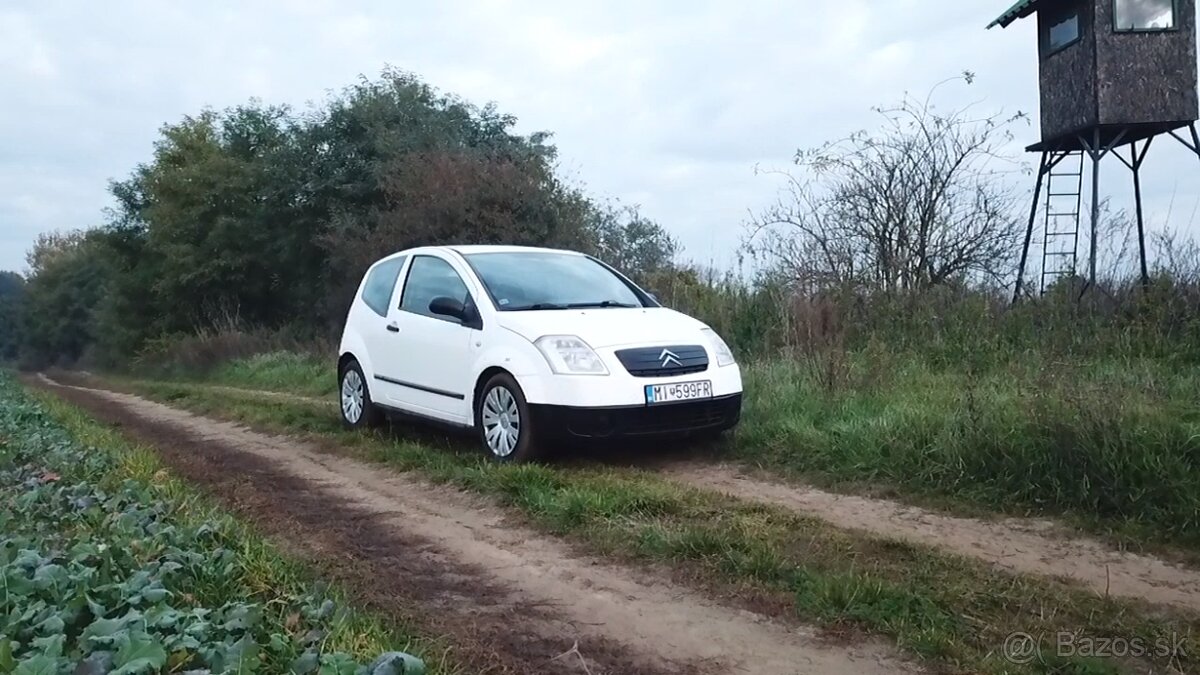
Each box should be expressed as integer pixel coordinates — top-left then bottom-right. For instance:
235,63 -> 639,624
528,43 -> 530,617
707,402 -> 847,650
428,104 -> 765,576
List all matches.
615,345 -> 709,378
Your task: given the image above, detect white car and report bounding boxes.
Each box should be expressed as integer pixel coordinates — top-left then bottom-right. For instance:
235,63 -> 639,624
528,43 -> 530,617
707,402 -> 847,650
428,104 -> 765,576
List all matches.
336,245 -> 743,462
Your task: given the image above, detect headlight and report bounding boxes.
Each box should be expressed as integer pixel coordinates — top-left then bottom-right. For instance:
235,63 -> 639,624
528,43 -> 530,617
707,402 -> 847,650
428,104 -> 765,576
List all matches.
535,335 -> 609,375
701,328 -> 736,367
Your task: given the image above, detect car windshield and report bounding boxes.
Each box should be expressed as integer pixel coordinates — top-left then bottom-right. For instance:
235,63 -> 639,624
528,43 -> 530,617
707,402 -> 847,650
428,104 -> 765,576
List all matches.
465,251 -> 645,311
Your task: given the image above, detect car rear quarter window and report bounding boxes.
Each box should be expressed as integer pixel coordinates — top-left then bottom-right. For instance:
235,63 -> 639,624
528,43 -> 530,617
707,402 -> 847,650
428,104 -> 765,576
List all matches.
360,256 -> 406,317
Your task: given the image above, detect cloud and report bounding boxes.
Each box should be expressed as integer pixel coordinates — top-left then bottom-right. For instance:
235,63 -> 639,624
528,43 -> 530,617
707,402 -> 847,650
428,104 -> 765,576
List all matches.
1,0 -> 1196,277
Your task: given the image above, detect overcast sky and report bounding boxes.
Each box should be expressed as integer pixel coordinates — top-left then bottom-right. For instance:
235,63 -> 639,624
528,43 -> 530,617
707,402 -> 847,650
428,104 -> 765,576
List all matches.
3,1 -> 1200,275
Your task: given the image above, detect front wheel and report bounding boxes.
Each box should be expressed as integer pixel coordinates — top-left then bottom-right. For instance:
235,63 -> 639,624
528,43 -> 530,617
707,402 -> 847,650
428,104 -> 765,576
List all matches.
476,373 -> 542,463
340,360 -> 384,430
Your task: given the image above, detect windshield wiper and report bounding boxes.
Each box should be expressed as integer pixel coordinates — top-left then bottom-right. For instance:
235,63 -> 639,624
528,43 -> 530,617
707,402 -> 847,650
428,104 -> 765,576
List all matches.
514,302 -> 569,311
564,301 -> 640,309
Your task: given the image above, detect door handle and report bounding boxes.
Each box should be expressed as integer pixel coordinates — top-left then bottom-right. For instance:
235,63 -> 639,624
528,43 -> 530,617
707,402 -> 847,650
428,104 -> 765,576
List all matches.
386,323 -> 400,333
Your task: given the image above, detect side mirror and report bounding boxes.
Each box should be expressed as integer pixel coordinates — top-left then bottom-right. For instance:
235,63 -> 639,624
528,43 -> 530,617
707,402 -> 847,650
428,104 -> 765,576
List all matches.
429,296 -> 468,322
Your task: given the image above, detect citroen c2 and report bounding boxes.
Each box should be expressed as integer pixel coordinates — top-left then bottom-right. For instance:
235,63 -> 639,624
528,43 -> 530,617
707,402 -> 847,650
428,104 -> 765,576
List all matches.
337,245 -> 743,462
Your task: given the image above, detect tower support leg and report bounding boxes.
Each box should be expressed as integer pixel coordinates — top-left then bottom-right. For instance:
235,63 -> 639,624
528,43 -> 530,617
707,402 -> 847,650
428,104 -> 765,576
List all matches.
1076,127 -> 1125,297
1130,140 -> 1150,288
1014,151 -> 1049,303
1088,129 -> 1101,291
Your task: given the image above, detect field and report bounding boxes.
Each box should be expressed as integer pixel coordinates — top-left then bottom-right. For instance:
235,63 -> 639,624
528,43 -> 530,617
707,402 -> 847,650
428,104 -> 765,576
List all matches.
0,373 -> 438,674
12,341 -> 1195,674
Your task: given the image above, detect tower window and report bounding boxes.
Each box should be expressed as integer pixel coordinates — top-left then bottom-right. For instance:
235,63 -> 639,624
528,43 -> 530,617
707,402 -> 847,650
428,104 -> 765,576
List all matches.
1114,0 -> 1176,31
1045,9 -> 1081,54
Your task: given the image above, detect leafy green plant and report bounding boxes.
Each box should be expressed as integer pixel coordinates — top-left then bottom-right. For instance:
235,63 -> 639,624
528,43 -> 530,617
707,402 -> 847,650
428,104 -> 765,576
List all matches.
0,374 -> 427,674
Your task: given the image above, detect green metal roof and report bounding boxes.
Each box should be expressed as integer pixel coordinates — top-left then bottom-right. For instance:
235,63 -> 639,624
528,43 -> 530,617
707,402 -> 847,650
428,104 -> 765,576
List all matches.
987,0 -> 1043,29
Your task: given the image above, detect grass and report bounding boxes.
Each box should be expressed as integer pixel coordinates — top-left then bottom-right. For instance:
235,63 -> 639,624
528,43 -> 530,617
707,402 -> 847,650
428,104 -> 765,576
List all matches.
169,348 -> 1200,554
683,285 -> 1200,554
6,374 -> 453,674
116,375 -> 1200,675
207,351 -> 337,398
733,353 -> 1200,550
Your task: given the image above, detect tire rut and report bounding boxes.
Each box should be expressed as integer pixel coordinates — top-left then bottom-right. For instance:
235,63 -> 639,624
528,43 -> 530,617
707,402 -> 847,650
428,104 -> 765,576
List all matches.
35,375 -> 917,675
664,462 -> 1200,613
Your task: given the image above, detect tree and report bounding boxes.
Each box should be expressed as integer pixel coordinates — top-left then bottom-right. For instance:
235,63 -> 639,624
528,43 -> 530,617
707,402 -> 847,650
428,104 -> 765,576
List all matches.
747,76 -> 1026,294
588,203 -> 679,282
107,105 -> 306,334
19,68 -> 682,365
21,232 -> 111,366
321,147 -> 584,322
0,271 -> 25,362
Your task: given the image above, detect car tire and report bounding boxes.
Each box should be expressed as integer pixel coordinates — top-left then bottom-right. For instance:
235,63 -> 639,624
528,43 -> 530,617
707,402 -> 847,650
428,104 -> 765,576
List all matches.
476,373 -> 542,463
339,359 -> 384,430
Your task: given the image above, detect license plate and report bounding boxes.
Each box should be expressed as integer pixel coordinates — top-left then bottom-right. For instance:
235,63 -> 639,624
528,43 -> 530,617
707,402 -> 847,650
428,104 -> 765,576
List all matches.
645,380 -> 713,405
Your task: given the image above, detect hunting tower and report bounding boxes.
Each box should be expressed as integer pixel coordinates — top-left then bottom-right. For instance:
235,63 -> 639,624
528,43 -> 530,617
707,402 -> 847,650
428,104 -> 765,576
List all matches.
989,0 -> 1200,297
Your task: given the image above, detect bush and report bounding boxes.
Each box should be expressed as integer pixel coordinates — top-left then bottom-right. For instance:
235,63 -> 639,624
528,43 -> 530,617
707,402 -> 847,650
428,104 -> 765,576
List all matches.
134,327 -> 334,379
653,267 -> 1200,367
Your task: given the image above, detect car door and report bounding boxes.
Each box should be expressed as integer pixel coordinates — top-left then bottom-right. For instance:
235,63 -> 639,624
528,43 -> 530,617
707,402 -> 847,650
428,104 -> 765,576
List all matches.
378,254 -> 478,424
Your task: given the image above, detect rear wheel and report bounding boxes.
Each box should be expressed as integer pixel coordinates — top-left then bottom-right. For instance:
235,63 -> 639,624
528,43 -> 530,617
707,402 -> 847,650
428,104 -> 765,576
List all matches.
340,360 -> 383,430
476,373 -> 542,462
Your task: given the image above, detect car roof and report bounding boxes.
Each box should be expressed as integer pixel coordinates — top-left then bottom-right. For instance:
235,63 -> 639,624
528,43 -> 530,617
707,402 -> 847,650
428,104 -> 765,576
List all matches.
368,245 -> 585,270
444,244 -> 584,256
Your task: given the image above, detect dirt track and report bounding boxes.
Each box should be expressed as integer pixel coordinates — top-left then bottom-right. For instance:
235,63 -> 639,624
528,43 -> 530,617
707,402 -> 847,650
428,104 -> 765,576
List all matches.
33,375 -> 915,675
111,379 -> 1200,614
664,462 -> 1200,613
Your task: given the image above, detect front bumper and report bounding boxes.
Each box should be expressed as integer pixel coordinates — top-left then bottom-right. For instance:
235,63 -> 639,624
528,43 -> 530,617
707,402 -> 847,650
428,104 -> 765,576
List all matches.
518,356 -> 743,408
528,394 -> 742,440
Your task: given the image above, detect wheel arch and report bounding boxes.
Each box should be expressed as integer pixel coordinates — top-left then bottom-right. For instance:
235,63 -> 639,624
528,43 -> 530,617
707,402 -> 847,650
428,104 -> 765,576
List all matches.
337,350 -> 375,401
337,351 -> 359,375
468,340 -> 547,415
336,350 -> 386,429
472,366 -> 515,419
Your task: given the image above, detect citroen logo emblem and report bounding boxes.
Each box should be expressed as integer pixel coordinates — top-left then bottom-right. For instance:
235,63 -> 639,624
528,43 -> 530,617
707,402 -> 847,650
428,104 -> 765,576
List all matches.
659,349 -> 682,368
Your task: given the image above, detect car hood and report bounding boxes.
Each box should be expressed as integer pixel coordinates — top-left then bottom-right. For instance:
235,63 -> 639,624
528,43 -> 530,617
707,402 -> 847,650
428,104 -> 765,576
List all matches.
497,307 -> 709,349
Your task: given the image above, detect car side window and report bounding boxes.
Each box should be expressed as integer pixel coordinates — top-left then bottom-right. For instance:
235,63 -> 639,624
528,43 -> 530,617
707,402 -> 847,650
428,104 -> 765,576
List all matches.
360,256 -> 406,317
399,255 -> 471,323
